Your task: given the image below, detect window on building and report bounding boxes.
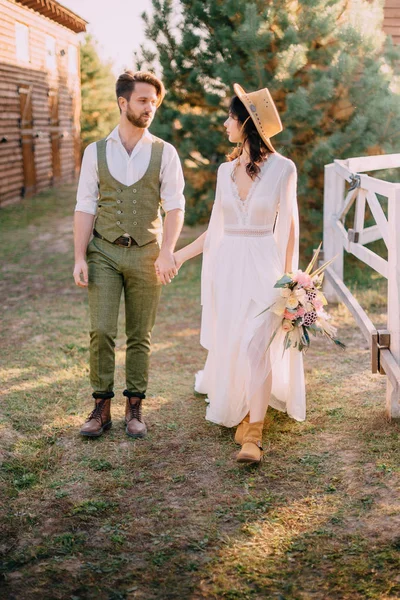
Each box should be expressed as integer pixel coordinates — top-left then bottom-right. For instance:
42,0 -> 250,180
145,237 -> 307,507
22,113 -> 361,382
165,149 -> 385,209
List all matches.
45,35 -> 57,71
15,22 -> 30,63
68,44 -> 78,75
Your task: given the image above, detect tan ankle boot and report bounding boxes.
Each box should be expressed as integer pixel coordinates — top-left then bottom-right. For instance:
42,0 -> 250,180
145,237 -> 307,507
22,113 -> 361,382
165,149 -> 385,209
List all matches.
234,413 -> 250,445
125,396 -> 147,439
236,421 -> 264,464
80,397 -> 112,437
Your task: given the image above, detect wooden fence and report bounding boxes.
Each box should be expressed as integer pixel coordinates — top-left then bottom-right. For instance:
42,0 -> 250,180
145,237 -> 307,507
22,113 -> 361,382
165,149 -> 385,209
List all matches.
323,154 -> 400,419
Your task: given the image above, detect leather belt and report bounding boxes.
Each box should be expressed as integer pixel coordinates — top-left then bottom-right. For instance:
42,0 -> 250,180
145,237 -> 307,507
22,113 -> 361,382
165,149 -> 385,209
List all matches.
93,229 -> 138,247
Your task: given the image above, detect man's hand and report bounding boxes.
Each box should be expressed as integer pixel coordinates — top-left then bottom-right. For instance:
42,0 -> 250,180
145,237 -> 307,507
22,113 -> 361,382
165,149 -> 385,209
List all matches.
155,250 -> 177,285
73,212 -> 95,288
73,259 -> 89,287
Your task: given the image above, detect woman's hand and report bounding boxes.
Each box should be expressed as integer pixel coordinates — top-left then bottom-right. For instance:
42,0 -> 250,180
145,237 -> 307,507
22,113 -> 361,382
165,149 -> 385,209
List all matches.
173,250 -> 184,271
170,230 -> 207,273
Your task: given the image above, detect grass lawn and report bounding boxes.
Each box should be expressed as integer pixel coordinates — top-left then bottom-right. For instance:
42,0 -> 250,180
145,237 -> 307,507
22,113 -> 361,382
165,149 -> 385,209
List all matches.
1,184 -> 399,600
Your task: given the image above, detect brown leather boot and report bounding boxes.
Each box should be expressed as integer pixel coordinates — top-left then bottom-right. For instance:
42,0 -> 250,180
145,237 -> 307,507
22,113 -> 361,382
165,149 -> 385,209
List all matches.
80,397 -> 112,437
234,413 -> 250,445
125,396 -> 147,439
236,421 -> 264,464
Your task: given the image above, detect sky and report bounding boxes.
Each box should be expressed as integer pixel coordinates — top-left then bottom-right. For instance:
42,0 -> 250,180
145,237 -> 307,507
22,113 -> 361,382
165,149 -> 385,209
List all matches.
60,0 -> 154,74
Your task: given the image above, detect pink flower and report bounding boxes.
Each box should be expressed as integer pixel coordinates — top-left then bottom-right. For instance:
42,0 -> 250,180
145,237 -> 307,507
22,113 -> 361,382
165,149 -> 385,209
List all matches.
293,270 -> 312,288
284,309 -> 295,320
296,307 -> 306,317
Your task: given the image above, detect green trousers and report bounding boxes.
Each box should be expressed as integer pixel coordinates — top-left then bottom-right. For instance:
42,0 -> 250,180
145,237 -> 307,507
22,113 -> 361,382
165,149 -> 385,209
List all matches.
86,236 -> 161,396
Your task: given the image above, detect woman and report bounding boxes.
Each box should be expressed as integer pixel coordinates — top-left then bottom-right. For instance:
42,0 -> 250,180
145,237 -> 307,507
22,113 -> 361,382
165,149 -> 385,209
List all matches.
174,84 -> 306,464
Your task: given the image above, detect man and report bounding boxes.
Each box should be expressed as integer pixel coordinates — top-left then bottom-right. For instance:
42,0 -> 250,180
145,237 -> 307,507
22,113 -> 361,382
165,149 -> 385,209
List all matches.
73,71 -> 185,439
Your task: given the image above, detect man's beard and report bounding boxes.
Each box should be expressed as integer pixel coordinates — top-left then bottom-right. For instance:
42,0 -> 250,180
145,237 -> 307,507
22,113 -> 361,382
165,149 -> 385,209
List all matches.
126,107 -> 152,128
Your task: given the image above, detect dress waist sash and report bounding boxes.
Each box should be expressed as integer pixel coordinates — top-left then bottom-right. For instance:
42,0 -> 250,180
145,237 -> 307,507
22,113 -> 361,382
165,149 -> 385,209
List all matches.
224,226 -> 273,237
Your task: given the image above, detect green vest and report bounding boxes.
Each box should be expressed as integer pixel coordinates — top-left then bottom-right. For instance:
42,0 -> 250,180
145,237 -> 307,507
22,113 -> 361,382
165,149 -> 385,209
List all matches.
94,136 -> 164,246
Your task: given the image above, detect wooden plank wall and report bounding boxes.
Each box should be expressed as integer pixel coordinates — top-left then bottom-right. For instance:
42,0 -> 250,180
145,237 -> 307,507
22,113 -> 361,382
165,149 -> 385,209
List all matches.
384,0 -> 400,45
0,0 -> 81,206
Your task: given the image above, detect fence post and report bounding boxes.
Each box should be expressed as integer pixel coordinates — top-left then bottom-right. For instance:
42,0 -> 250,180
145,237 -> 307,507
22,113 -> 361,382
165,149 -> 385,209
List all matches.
386,186 -> 400,419
323,163 -> 344,303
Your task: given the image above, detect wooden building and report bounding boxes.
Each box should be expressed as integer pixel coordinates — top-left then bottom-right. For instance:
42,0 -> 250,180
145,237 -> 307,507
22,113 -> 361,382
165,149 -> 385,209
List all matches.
0,0 -> 86,206
384,0 -> 400,45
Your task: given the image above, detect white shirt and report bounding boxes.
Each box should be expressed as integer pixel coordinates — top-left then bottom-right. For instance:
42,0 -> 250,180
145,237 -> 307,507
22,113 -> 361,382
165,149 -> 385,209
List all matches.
75,126 -> 185,215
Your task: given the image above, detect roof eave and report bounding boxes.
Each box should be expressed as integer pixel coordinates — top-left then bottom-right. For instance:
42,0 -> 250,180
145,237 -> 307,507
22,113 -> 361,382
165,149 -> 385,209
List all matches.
14,0 -> 87,33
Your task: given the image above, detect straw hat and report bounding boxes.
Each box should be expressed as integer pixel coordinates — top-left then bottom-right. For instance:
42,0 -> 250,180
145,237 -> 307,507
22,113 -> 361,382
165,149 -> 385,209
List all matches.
233,83 -> 282,152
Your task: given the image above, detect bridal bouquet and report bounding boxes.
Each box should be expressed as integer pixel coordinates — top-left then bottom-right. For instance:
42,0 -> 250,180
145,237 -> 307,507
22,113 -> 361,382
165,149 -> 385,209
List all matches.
263,244 -> 345,354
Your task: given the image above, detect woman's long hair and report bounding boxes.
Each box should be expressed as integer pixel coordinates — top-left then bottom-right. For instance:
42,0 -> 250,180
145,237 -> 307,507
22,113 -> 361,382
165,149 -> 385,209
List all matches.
227,96 -> 272,179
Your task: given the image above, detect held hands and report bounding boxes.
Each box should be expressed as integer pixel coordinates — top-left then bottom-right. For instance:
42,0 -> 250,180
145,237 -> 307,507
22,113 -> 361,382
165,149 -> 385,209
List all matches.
154,249 -> 178,285
73,259 -> 89,287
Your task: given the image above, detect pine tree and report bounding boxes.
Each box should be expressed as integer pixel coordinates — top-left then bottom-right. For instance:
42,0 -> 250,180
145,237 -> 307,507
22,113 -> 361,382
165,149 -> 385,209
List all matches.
136,0 -> 400,247
80,35 -> 119,149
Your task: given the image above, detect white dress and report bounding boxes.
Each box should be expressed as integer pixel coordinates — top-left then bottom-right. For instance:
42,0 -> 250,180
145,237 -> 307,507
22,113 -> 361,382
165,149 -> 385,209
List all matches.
195,153 -> 306,427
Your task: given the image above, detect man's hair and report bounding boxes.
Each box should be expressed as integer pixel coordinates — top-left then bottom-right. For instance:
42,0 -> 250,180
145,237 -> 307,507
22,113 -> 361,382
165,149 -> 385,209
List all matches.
115,71 -> 165,108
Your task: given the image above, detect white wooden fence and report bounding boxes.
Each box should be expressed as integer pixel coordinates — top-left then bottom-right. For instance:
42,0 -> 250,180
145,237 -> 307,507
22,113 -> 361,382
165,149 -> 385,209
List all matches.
323,153 -> 400,419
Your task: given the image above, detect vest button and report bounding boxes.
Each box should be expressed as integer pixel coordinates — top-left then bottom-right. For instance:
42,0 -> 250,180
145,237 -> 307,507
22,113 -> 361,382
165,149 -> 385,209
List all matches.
117,199 -> 121,204
117,188 -> 122,193
133,221 -> 137,225
117,210 -> 122,214
133,200 -> 137,204
117,221 -> 121,225
133,210 -> 136,214
132,189 -> 137,193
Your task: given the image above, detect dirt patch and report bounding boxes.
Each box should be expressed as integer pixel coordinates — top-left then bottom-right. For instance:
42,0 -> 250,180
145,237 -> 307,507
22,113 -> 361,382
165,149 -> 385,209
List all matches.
30,217 -> 73,254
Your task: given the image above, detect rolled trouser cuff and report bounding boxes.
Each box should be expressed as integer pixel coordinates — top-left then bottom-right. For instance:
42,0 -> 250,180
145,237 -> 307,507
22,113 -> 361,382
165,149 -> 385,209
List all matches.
123,389 -> 146,400
92,391 -> 115,400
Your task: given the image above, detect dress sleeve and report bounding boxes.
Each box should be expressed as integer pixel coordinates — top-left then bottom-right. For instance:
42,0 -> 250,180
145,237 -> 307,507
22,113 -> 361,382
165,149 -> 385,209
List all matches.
273,160 -> 300,272
271,160 -> 306,422
203,165 -> 224,256
199,165 -> 225,349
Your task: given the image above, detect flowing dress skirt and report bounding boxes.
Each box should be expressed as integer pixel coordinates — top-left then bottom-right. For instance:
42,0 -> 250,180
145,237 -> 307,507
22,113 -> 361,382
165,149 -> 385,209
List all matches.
195,230 -> 301,427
